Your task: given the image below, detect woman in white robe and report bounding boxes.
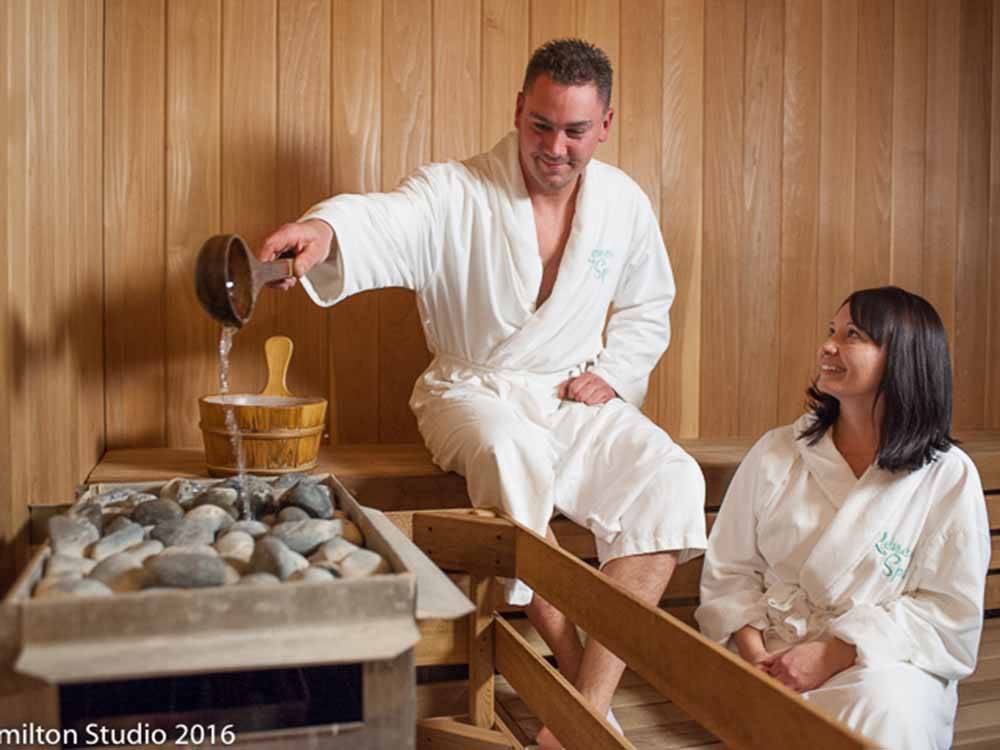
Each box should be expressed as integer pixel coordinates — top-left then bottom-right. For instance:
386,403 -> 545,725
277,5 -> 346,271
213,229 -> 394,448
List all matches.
696,286 -> 991,749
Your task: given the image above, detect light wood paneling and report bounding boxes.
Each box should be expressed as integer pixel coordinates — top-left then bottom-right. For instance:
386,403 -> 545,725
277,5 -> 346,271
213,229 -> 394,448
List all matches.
578,0 -> 620,166
778,0 -> 821,424
661,0 -> 704,438
330,0 -> 382,443
434,0 -> 482,162
954,0 -> 993,429
739,0 -> 782,436
104,0 -> 166,447
276,0 -> 331,412
530,0 -> 576,49
989,0 -> 1000,429
381,0 -> 433,443
702,0 -> 745,437
483,0 -> 530,150
166,0 -> 221,447
890,0 -> 928,294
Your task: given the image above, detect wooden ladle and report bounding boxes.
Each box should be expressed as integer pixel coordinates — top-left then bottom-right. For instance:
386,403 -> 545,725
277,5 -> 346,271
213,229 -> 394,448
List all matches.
195,234 -> 294,328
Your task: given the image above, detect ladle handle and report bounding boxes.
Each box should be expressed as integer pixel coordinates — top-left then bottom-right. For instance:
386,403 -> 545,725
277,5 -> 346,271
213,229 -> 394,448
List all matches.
256,258 -> 295,287
262,336 -> 294,397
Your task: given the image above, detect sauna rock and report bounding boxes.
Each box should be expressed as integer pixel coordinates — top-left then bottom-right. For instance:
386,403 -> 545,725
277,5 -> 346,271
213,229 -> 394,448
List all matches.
132,498 -> 184,526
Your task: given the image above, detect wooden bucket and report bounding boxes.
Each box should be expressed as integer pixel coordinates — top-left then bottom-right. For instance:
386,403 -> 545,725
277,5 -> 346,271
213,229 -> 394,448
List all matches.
199,336 -> 328,476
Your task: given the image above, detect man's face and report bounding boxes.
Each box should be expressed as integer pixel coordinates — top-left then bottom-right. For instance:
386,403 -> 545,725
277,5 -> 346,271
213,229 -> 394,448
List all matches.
514,74 -> 613,196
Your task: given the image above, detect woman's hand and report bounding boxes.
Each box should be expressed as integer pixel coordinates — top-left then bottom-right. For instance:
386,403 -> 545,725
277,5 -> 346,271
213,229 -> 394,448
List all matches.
257,219 -> 334,290
760,638 -> 857,692
732,626 -> 771,670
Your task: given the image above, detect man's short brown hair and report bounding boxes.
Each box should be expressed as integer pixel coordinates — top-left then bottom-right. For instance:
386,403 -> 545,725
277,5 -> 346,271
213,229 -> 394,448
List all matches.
522,38 -> 613,110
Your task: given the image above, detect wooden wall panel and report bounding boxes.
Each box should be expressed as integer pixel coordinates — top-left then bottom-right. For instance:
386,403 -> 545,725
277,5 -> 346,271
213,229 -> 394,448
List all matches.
276,0 -> 331,412
621,0 -> 664,424
104,0 -> 166,447
434,0 -> 482,162
924,0 -> 962,338
166,0 -> 221,447
989,0 -> 1000,429
531,0 -> 576,48
853,0 -> 892,292
778,0 -> 821,424
890,0 -> 928,294
954,0 -> 993,428
701,0 -> 745,437
661,0 -> 704,438
380,0 -> 433,443
739,0 -> 782,435
578,0 -> 620,166
330,0 -> 381,443
482,0 -> 530,150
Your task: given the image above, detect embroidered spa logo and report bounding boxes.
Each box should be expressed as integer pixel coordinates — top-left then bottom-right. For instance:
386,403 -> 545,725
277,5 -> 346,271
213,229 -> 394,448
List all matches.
874,531 -> 912,582
588,248 -> 614,282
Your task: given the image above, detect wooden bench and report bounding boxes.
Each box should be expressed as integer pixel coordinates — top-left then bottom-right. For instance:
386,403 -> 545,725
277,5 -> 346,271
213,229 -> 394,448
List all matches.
80,438 -> 1000,748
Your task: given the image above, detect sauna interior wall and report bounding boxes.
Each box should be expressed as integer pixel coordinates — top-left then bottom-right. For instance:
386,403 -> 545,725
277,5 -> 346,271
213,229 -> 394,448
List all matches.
1,0 -> 998,585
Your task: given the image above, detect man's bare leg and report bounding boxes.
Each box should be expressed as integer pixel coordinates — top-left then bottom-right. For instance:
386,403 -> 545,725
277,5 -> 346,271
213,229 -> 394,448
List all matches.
532,550 -> 678,749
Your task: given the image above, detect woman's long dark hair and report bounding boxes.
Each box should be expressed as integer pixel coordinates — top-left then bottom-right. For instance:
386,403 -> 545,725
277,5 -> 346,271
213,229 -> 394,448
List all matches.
798,286 -> 955,472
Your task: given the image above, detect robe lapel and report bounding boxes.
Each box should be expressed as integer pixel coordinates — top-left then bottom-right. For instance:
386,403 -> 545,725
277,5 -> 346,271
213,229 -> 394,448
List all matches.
797,423 -> 932,605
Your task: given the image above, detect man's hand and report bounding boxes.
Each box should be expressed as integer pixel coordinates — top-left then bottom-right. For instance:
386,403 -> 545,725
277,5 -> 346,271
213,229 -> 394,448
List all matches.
257,219 -> 334,290
759,639 -> 857,692
558,372 -> 616,406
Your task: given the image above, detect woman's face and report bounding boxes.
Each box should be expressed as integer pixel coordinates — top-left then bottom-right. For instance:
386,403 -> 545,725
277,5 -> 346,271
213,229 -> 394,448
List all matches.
816,305 -> 888,404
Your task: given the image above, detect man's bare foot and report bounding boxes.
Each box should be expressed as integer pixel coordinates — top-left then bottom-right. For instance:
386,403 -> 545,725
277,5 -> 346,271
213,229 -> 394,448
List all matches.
532,726 -> 562,748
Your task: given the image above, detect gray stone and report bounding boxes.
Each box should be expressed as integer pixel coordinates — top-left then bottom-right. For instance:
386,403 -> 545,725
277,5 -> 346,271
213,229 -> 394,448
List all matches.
49,515 -> 100,557
149,554 -> 227,588
220,475 -> 274,519
90,552 -> 147,591
310,537 -> 359,566
238,572 -> 280,587
185,504 -> 234,534
46,554 -> 97,577
229,520 -> 269,538
90,487 -> 134,507
272,472 -> 310,493
192,487 -> 239,519
158,544 -> 218,558
337,548 -> 390,579
105,515 -> 141,535
271,519 -> 342,555
88,523 -> 145,562
118,492 -> 158,514
290,566 -> 335,583
249,538 -> 309,581
215,531 -> 254,562
285,482 -> 333,519
132,498 -> 184,526
127,539 -> 164,562
35,577 -> 112,599
277,506 -> 311,523
151,519 -> 215,548
68,502 -> 104,533
158,478 -> 204,509
222,563 -> 242,585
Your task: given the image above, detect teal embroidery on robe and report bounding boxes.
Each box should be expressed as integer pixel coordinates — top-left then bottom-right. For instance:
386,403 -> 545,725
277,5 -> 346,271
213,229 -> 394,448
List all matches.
874,531 -> 912,582
588,249 -> 614,282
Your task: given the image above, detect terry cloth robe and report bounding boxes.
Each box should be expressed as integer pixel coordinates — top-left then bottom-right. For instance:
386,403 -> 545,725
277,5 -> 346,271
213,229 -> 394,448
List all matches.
299,131 -> 707,604
696,415 -> 991,749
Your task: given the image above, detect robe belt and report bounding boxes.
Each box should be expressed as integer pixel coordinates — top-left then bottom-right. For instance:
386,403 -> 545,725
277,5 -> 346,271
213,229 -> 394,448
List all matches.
763,581 -> 840,642
432,353 -> 593,380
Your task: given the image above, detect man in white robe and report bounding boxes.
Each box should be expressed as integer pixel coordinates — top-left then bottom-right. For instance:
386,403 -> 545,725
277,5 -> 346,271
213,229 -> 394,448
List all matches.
260,39 -> 707,745
697,415 -> 990,749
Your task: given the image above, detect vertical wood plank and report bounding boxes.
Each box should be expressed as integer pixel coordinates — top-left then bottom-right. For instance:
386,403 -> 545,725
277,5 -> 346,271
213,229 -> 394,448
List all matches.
104,0 -> 166,447
853,0 -> 893,291
468,576 -> 496,728
166,0 -> 221,447
221,0 -> 278,396
953,0 -> 992,429
988,0 -> 1000,428
277,0 -> 331,417
701,0 -> 745,437
890,0 -> 928,294
924,0 -> 961,339
816,0 -> 858,332
578,0 -> 620,166
434,0 -> 482,162
330,0 -> 381,444
531,0 -> 577,48
620,0 -> 663,424
739,0 -> 782,435
482,0 -> 530,150
779,0 -> 822,424
661,0 -> 704,438
381,0 -> 432,443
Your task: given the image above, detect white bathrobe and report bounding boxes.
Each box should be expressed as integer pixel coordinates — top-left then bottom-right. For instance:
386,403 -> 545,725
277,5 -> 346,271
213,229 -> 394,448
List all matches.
300,132 -> 707,603
696,416 -> 991,749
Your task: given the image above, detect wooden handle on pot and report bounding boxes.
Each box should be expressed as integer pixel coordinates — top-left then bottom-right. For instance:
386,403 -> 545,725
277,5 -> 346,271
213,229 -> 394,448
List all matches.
262,336 -> 294,397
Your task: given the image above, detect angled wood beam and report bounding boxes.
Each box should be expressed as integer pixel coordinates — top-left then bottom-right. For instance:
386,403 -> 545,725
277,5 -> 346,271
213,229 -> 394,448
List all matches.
413,511 -> 517,578
513,525 -> 877,750
417,716 -> 513,749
